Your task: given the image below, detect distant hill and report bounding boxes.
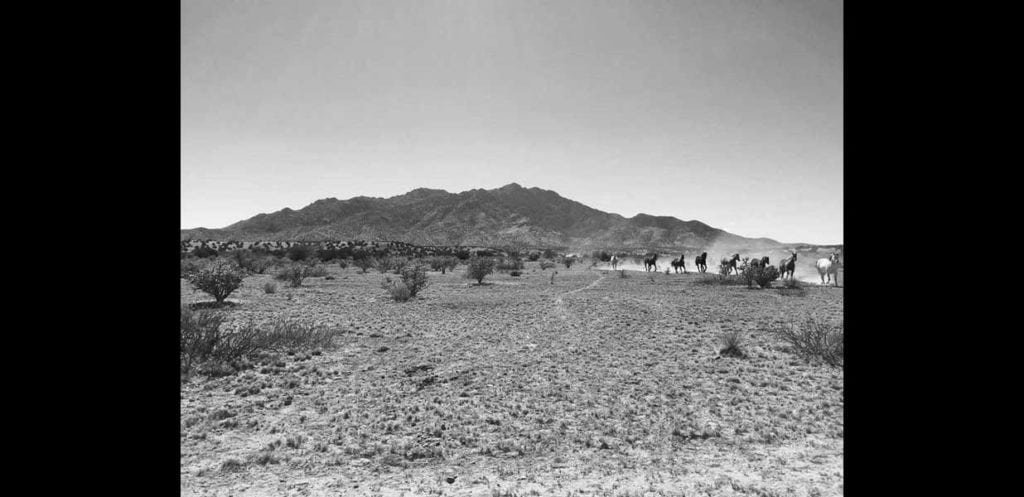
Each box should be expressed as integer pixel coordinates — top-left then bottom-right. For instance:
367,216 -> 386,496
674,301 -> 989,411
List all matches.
181,183 -> 827,253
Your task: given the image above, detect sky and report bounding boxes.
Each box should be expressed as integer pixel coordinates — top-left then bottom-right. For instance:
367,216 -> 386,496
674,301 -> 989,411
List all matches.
182,0 -> 842,245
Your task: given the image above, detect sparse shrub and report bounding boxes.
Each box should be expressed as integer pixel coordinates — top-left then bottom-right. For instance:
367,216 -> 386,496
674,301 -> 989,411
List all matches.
382,278 -> 412,302
778,278 -> 807,296
466,256 -> 496,285
619,269 -> 628,278
263,282 -> 277,294
187,260 -> 245,305
352,256 -> 375,273
397,263 -> 429,296
496,256 -> 525,272
562,256 -> 576,269
375,255 -> 396,274
527,252 -> 541,262
510,270 -> 522,277
539,260 -> 556,270
742,265 -> 780,288
303,264 -> 329,278
718,330 -> 748,358
220,458 -> 245,473
427,256 -> 459,274
718,262 -> 733,276
192,246 -> 218,258
274,265 -> 306,287
258,317 -> 344,352
285,244 -> 314,262
181,258 -> 203,279
180,304 -> 226,375
770,316 -> 844,368
337,258 -> 349,270
228,249 -> 273,274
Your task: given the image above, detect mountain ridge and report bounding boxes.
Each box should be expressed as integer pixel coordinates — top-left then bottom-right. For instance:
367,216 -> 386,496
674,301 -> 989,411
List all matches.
181,183 -> 826,251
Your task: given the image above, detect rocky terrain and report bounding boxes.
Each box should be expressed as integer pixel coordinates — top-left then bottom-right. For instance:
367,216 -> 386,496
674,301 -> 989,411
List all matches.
181,262 -> 843,496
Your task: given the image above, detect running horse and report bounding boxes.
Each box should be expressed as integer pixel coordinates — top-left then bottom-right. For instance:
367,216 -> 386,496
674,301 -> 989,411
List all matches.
610,255 -> 619,270
694,252 -> 708,273
779,251 -> 798,280
670,254 -> 687,273
816,251 -> 841,287
644,253 -> 659,272
720,253 -> 740,275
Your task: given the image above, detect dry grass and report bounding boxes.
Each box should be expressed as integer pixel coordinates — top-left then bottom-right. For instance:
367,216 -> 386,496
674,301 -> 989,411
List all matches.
180,261 -> 843,496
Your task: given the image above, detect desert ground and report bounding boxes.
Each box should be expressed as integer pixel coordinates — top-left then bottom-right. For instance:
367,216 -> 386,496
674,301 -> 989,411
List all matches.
181,262 -> 843,496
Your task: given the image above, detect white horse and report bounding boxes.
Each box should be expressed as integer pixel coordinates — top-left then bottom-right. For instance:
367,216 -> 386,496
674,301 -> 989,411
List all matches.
816,251 -> 841,286
610,255 -> 619,270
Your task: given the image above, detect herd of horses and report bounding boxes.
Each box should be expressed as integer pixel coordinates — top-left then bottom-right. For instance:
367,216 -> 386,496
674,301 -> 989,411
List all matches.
608,250 -> 842,286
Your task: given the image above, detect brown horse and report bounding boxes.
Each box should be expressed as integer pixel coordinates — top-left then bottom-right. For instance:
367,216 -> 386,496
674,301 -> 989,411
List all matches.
644,253 -> 659,272
779,251 -> 797,280
671,254 -> 686,273
695,252 -> 708,273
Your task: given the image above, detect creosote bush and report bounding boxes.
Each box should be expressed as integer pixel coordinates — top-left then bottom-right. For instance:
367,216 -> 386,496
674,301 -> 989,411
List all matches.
770,316 -> 844,368
539,260 -> 556,270
742,265 -> 781,289
382,278 -> 412,302
397,263 -> 429,296
187,260 -> 245,305
181,306 -> 345,378
352,256 -> 375,273
263,282 -> 277,294
465,256 -> 496,285
275,265 -> 306,287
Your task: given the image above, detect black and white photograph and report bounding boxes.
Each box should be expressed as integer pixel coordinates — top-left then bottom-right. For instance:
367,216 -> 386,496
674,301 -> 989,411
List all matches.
181,1 -> 843,495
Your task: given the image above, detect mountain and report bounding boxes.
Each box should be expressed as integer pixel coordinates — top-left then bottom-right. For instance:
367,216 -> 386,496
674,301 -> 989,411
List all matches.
180,183 -> 800,252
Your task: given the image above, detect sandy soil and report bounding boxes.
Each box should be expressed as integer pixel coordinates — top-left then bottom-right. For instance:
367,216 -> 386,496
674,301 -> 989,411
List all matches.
181,262 -> 843,496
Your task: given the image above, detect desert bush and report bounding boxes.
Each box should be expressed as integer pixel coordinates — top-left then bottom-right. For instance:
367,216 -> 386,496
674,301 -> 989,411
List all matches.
539,260 -> 556,270
192,246 -> 218,258
229,249 -> 273,274
466,256 -> 496,284
510,270 -> 522,277
263,282 -> 277,294
718,262 -> 733,276
337,258 -> 349,270
374,255 -> 396,274
397,263 -> 429,296
742,265 -> 781,288
303,264 -> 329,278
258,317 -> 345,352
181,306 -> 270,376
285,244 -> 314,262
770,316 -> 844,368
181,258 -> 204,279
562,256 -> 576,269
496,256 -> 524,272
619,269 -> 628,278
778,278 -> 807,296
694,273 -> 745,286
352,256 -> 375,273
526,251 -> 541,262
274,265 -> 307,287
718,330 -> 747,358
382,278 -> 413,302
187,260 -> 245,305
427,256 -> 458,274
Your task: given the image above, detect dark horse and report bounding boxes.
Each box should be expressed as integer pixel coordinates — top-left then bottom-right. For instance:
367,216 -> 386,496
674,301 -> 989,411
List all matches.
644,253 -> 659,272
671,254 -> 687,273
749,256 -> 770,269
695,252 -> 708,273
720,253 -> 740,275
779,251 -> 797,280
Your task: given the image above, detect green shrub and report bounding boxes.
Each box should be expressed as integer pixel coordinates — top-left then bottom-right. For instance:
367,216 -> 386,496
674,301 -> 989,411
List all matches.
263,282 -> 277,294
352,256 -> 375,273
187,260 -> 245,305
742,265 -> 781,288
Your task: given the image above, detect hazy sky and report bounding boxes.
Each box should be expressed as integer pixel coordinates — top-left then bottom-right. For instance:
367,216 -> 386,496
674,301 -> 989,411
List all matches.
182,0 -> 842,245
